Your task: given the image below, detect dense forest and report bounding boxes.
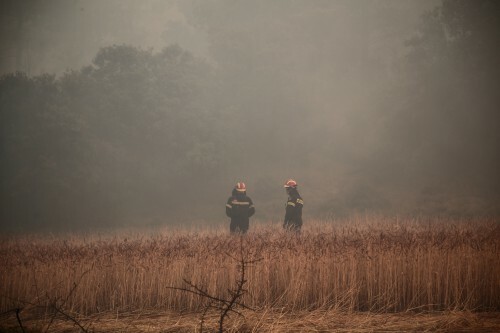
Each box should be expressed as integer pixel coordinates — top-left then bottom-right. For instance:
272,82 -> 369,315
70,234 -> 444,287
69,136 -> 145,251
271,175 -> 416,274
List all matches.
1,0 -> 499,231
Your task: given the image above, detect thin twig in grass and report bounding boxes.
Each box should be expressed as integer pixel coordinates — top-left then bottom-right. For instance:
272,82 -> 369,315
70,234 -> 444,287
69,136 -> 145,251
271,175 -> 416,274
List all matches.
0,267 -> 95,333
15,308 -> 26,333
44,267 -> 92,333
167,236 -> 262,332
0,308 -> 28,332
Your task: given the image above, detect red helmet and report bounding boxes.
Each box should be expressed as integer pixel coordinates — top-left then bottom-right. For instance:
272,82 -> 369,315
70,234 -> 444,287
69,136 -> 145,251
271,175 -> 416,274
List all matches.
235,182 -> 246,192
284,179 -> 298,188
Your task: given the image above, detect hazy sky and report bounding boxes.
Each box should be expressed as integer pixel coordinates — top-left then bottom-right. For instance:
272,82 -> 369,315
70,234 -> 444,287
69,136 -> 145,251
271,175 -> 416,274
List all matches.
1,0 -> 437,76
0,0 -> 209,75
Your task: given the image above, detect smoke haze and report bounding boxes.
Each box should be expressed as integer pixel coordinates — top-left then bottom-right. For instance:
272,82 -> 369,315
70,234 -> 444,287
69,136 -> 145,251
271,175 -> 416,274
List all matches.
1,0 -> 499,232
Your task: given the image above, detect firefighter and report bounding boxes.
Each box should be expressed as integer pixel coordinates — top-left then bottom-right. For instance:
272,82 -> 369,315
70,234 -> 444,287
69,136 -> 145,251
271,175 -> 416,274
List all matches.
283,179 -> 303,232
226,182 -> 255,234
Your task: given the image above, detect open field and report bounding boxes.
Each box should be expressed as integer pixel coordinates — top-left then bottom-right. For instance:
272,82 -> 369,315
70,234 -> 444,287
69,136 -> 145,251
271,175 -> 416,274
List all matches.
1,308 -> 500,332
1,217 -> 499,332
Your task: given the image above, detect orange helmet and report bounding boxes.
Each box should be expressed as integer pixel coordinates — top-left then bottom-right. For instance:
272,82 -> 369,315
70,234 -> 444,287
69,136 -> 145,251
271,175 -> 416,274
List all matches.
284,179 -> 298,188
235,182 -> 246,192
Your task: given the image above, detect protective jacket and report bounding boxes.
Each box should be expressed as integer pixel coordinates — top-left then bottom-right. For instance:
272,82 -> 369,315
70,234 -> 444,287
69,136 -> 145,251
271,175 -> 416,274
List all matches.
284,190 -> 303,231
226,190 -> 255,233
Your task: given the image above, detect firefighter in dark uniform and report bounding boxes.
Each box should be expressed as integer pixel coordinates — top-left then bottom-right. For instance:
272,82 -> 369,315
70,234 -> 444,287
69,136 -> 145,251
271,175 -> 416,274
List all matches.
283,179 -> 303,232
226,182 -> 255,234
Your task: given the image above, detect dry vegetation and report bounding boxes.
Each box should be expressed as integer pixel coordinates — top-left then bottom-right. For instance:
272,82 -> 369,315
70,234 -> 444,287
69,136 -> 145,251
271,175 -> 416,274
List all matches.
1,217 -> 499,332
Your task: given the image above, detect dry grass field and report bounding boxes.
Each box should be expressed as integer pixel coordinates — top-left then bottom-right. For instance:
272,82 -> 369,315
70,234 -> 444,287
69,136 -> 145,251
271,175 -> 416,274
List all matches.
1,217 -> 499,332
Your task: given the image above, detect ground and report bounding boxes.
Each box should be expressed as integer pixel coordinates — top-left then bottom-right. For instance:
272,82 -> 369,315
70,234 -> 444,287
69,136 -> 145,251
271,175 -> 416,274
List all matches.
1,309 -> 500,332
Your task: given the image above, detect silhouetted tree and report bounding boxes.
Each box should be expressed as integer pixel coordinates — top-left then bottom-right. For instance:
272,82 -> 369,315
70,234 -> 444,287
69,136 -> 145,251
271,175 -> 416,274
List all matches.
1,44 -> 224,230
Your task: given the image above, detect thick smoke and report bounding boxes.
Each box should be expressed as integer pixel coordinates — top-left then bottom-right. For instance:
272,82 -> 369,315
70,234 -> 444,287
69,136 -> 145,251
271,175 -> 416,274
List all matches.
1,0 -> 499,232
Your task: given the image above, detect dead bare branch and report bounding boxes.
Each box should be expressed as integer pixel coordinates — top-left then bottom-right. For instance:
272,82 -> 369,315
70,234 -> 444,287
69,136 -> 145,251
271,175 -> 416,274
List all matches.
168,235 -> 262,332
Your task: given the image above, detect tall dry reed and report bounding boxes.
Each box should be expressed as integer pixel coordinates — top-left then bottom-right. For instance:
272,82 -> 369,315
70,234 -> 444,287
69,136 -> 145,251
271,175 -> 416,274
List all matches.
1,217 -> 499,315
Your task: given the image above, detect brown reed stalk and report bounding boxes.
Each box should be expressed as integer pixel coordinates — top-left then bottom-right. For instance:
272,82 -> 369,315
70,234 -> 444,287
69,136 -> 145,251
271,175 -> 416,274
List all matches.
0,217 -> 499,317
167,236 -> 261,332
